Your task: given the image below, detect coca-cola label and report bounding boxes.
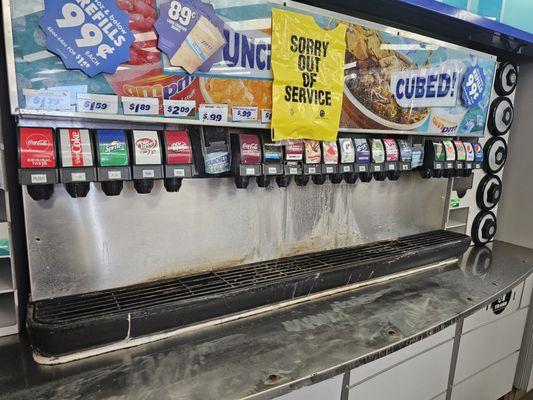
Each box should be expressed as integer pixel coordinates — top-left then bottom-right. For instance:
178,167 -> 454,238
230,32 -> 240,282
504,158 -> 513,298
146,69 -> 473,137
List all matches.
322,141 -> 339,165
59,129 -> 93,167
338,138 -> 355,163
20,127 -> 56,169
164,130 -> 192,165
382,139 -> 399,162
304,140 -> 321,164
133,130 -> 162,165
285,139 -> 303,161
239,134 -> 261,165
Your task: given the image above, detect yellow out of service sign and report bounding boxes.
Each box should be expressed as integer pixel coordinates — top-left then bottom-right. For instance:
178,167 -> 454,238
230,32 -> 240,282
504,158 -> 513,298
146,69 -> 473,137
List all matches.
271,8 -> 346,141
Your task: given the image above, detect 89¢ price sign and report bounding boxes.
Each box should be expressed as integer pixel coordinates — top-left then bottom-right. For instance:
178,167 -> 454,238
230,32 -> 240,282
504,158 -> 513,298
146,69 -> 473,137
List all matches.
39,0 -> 135,77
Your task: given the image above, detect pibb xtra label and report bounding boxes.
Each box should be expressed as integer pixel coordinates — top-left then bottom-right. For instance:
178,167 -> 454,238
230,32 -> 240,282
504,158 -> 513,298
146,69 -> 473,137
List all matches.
97,129 -> 128,166
59,128 -> 94,167
20,128 -> 56,169
39,0 -> 135,77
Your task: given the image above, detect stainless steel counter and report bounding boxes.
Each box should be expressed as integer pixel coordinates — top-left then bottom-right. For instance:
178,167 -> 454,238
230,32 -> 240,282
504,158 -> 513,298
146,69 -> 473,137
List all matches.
1,240 -> 532,400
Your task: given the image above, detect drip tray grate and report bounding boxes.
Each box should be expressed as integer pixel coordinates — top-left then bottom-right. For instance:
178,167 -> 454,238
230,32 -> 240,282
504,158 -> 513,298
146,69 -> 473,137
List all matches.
28,230 -> 470,357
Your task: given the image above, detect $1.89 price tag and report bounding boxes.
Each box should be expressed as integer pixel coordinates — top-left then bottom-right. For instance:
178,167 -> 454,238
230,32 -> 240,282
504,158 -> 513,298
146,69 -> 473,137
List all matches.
199,104 -> 228,123
122,97 -> 159,115
232,106 -> 258,122
163,99 -> 196,118
77,93 -> 118,114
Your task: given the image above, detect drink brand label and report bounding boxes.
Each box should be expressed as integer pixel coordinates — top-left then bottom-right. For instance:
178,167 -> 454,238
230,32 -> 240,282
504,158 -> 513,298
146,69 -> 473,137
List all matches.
442,141 -> 456,161
354,138 -> 370,163
20,127 -> 56,169
263,143 -> 283,162
164,131 -> 192,165
371,139 -> 385,164
96,129 -> 129,167
304,140 -> 321,164
204,151 -> 230,174
382,139 -> 399,162
464,142 -> 475,162
133,130 -> 162,165
433,142 -> 445,162
397,139 -> 412,162
322,142 -> 339,165
285,139 -> 303,161
338,138 -> 355,163
239,134 -> 261,165
473,143 -> 484,161
59,128 -> 93,167
454,140 -> 467,161
411,145 -> 424,168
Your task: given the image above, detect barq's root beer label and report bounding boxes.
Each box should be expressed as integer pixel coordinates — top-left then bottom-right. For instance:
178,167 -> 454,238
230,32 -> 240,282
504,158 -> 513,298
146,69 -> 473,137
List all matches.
133,130 -> 162,165
20,127 -> 56,169
239,134 -> 261,165
96,130 -> 129,167
164,131 -> 192,165
59,129 -> 94,167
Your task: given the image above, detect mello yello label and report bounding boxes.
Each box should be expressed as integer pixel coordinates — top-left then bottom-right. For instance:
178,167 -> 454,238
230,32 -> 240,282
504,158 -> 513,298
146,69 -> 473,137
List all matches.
59,128 -> 93,167
96,129 -> 129,167
19,127 -> 56,169
133,130 -> 162,165
164,130 -> 192,165
454,140 -> 466,161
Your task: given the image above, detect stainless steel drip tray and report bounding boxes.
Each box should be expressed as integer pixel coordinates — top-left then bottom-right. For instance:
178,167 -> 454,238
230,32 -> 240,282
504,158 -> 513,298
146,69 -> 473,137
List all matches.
27,230 -> 470,361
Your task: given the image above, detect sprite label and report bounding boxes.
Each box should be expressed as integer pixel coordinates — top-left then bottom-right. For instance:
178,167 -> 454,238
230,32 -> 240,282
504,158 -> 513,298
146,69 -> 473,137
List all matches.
97,130 -> 129,167
450,198 -> 460,208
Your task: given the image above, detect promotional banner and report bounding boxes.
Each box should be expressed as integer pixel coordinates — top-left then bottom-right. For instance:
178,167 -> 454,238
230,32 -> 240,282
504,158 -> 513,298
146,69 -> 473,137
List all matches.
8,0 -> 496,136
39,0 -> 135,77
271,9 -> 346,141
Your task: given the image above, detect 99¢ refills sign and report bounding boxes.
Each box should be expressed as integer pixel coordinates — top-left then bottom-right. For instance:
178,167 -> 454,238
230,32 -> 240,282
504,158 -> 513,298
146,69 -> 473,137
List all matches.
271,9 -> 346,142
39,0 -> 135,77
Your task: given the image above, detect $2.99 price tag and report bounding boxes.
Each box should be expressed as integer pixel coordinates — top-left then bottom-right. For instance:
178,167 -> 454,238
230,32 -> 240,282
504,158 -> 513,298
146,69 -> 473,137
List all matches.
77,93 -> 118,114
232,106 -> 258,122
122,97 -> 159,115
163,99 -> 196,118
199,104 -> 228,123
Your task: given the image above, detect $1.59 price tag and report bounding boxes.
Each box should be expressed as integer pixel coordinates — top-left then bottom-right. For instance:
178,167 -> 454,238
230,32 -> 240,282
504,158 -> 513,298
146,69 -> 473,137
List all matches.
122,97 -> 159,115
77,93 -> 118,114
199,104 -> 228,123
232,106 -> 258,122
24,89 -> 70,111
163,99 -> 196,118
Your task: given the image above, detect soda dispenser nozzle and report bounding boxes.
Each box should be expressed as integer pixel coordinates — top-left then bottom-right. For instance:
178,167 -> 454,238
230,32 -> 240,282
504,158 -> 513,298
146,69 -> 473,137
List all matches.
283,139 -> 304,187
58,128 -> 97,198
18,127 -> 59,201
370,138 -> 386,181
338,138 -> 357,184
131,130 -> 164,194
257,139 -> 283,188
231,134 -> 262,189
420,140 -> 444,179
442,140 -> 457,178
95,129 -> 132,196
353,138 -> 372,183
382,138 -> 401,181
321,141 -> 342,184
162,130 -> 194,192
302,140 -> 324,185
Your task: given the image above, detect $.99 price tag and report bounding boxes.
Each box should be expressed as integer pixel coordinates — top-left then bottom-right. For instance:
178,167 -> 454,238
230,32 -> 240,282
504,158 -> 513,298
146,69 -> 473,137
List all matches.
77,93 -> 118,114
232,106 -> 258,122
163,99 -> 196,118
199,104 -> 228,123
122,97 -> 159,115
261,109 -> 272,124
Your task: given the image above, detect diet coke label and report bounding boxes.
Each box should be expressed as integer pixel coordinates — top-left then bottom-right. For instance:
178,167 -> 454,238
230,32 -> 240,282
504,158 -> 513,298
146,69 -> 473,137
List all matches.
133,130 -> 162,165
19,127 -> 56,169
239,134 -> 261,165
164,130 -> 192,165
59,129 -> 93,167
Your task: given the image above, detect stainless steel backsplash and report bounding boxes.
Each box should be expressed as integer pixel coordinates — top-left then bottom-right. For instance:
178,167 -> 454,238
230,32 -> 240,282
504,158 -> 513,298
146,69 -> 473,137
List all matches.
24,174 -> 447,300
